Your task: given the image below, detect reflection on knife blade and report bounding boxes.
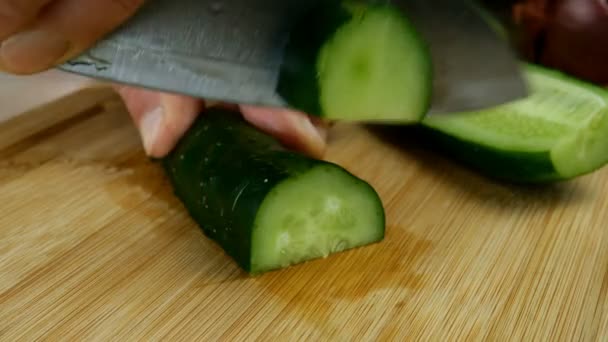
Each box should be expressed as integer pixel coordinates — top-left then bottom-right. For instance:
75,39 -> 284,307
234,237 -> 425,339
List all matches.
59,0 -> 528,121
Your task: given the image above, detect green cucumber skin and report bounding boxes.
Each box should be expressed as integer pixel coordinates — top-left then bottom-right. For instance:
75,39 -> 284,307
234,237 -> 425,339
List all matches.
161,108 -> 385,273
162,110 -> 316,272
420,64 -> 608,184
416,126 -> 561,183
277,0 -> 432,122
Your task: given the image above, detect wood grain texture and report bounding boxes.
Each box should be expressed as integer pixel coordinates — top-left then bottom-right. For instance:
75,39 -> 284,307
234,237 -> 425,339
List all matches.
0,88 -> 607,341
0,70 -> 96,123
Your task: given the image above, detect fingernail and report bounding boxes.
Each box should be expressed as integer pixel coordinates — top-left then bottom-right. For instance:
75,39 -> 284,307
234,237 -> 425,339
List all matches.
297,115 -> 328,157
300,116 -> 324,141
1,30 -> 70,74
140,106 -> 164,156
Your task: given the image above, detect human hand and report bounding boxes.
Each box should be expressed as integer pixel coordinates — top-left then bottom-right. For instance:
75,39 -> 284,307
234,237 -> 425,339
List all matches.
0,0 -> 329,158
114,86 -> 329,158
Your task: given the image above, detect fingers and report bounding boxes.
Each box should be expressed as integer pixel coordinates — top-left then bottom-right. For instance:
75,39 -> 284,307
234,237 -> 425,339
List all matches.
0,0 -> 330,160
240,105 -> 329,158
0,0 -> 54,39
115,85 -> 329,159
1,0 -> 146,74
114,85 -> 205,158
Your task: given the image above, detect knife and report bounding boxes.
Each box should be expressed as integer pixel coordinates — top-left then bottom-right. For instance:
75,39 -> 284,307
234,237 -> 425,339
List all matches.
58,0 -> 528,116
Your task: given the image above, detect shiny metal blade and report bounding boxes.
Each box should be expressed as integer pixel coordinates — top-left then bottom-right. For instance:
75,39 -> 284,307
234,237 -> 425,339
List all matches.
396,0 -> 529,115
58,0 -> 308,107
58,0 -> 528,116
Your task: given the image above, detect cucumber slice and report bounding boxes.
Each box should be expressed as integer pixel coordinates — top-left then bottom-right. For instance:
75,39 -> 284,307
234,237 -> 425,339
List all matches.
252,165 -> 383,271
421,63 -> 608,183
278,0 -> 432,123
162,107 -> 385,275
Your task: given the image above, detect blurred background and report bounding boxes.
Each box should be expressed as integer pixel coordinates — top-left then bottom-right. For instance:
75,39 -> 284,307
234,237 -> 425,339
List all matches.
0,71 -> 96,124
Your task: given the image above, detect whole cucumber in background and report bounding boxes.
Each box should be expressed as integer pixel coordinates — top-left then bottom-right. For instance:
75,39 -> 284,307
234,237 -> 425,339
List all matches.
418,1 -> 608,183
421,64 -> 608,183
161,107 -> 386,275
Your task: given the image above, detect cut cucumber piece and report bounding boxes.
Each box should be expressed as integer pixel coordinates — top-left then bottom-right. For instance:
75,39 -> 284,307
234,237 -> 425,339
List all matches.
162,107 -> 385,275
421,63 -> 608,183
278,0 -> 432,123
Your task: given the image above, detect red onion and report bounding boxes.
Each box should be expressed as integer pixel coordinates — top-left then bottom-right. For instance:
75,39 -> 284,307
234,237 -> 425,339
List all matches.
513,0 -> 608,85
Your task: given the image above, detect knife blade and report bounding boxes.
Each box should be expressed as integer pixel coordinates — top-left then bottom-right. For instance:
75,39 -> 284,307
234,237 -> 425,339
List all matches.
58,0 -> 528,116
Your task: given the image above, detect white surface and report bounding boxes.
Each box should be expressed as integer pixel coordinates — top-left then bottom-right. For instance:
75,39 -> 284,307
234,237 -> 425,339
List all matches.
0,70 -> 96,122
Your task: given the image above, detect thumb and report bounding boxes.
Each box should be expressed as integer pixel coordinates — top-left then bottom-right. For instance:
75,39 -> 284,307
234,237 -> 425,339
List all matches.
114,85 -> 205,158
1,0 -> 146,74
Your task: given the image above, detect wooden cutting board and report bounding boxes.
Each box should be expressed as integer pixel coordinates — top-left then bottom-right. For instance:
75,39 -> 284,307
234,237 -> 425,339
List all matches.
1,87 -> 607,341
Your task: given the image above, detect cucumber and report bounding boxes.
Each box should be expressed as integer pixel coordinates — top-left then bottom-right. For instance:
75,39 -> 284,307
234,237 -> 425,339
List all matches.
278,0 -> 432,123
420,63 -> 608,183
161,107 -> 385,275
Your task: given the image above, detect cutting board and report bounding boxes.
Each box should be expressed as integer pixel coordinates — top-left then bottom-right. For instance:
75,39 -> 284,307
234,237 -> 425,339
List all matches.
1,87 -> 607,341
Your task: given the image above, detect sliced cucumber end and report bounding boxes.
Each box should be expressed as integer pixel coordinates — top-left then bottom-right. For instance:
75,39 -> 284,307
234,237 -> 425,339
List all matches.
250,164 -> 385,274
423,64 -> 608,182
318,7 -> 431,123
552,108 -> 608,179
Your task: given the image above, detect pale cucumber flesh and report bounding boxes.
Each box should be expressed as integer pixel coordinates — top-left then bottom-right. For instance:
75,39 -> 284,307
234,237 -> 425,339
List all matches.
251,165 -> 385,273
423,64 -> 608,179
318,7 -> 431,122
